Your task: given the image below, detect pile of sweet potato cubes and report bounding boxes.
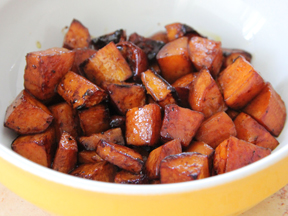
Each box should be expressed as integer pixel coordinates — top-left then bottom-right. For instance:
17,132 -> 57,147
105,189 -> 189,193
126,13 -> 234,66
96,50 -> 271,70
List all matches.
4,19 -> 286,184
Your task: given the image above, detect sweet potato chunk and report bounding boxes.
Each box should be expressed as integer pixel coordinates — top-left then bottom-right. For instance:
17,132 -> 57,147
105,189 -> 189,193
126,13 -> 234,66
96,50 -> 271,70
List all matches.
149,31 -> 169,43
214,136 -> 271,174
107,83 -> 146,115
78,104 -> 110,136
71,48 -> 97,75
243,83 -> 286,137
160,152 -> 210,183
188,36 -> 223,78
222,48 -> 252,69
160,104 -> 204,147
165,22 -> 203,42
52,132 -> 78,173
188,68 -> 227,118
78,150 -> 104,164
70,161 -> 117,182
195,111 -> 237,149
126,103 -> 162,146
114,170 -> 148,184
145,139 -> 182,180
79,128 -> 125,150
97,140 -> 144,173
24,47 -> 75,102
4,90 -> 53,135
81,42 -> 132,86
156,37 -> 194,84
57,71 -> 107,109
63,19 -> 91,49
218,56 -> 265,110
91,29 -> 126,50
11,126 -> 56,167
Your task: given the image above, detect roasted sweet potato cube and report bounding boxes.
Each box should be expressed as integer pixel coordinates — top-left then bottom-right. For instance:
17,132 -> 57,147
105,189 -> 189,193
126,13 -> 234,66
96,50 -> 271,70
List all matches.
160,104 -> 204,147
78,150 -> 104,164
156,37 -> 194,84
114,170 -> 148,184
107,83 -> 146,115
214,136 -> 271,174
188,36 -> 223,78
57,71 -> 107,109
71,48 -> 97,75
234,112 -> 279,150
195,111 -> 237,149
11,126 -> 56,167
70,161 -> 117,182
222,48 -> 252,69
24,47 -> 75,102
218,56 -> 265,110
63,19 -> 91,49
149,31 -> 169,43
49,102 -> 80,143
145,139 -> 182,180
79,128 -> 125,150
81,42 -> 132,86
160,152 -> 210,183
243,83 -> 286,137
126,103 -> 162,146
188,68 -> 227,118
4,90 -> 53,135
165,22 -> 203,42
52,132 -> 78,173
97,140 -> 144,173
91,29 -> 127,50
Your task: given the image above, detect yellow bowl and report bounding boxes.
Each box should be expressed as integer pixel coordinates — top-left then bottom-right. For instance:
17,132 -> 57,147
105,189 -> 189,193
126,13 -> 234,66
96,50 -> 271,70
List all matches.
1,0 -> 288,215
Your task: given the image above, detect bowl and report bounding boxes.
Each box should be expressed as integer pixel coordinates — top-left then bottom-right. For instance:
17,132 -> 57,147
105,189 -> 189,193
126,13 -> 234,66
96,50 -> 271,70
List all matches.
1,0 -> 288,215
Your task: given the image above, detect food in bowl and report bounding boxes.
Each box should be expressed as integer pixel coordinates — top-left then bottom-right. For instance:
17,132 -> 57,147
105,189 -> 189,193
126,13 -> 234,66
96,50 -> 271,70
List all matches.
3,19 -> 286,184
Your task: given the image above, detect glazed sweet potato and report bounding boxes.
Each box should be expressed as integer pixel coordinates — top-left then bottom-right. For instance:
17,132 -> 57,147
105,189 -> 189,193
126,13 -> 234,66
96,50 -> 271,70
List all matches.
188,68 -> 227,118
126,103 -> 162,146
214,136 -> 271,174
145,139 -> 182,180
24,47 -> 75,102
52,132 -> 78,173
11,126 -> 56,167
217,56 -> 265,110
4,90 -> 53,135
57,71 -> 107,109
160,104 -> 204,147
78,150 -> 104,164
97,140 -> 144,174
114,170 -> 148,184
91,29 -> 126,50
165,22 -> 203,42
71,48 -> 97,75
149,31 -> 169,43
156,37 -> 194,83
160,152 -> 210,183
63,19 -> 91,50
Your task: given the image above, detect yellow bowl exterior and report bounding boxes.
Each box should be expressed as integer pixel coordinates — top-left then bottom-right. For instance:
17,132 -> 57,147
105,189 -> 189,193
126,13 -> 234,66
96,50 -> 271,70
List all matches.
1,155 -> 288,216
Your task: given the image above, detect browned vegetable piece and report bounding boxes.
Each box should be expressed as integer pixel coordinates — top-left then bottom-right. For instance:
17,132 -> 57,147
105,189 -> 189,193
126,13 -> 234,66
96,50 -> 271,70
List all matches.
126,103 -> 162,146
234,112 -> 279,150
188,68 -> 227,118
116,41 -> 149,82
243,82 -> 286,137
91,29 -> 126,50
70,161 -> 117,182
78,150 -> 104,164
149,31 -> 169,43
188,36 -> 223,78
11,126 -> 56,167
141,69 -> 177,109
97,140 -> 144,173
52,132 -> 78,173
4,90 -> 53,135
195,111 -> 237,149
78,104 -> 110,136
57,71 -> 107,109
214,136 -> 271,174
79,128 -> 125,150
114,170 -> 148,184
24,47 -> 75,102
222,48 -> 252,69
156,37 -> 194,84
71,48 -> 97,75
217,56 -> 265,110
165,22 -> 203,42
160,104 -> 204,147
107,82 -> 146,115
49,102 -> 80,143
160,152 -> 210,183
145,139 -> 182,180
226,108 -> 239,120
63,19 -> 91,50
81,42 -> 132,87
